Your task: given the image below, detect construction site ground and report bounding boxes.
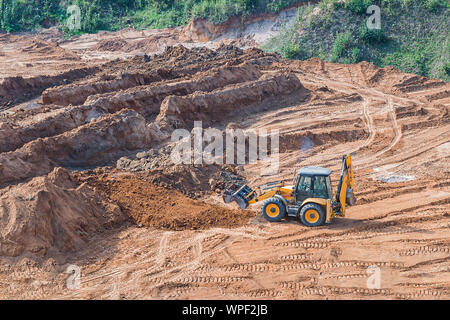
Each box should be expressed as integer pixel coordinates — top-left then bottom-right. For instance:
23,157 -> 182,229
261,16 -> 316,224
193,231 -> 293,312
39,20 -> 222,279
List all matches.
0,17 -> 449,299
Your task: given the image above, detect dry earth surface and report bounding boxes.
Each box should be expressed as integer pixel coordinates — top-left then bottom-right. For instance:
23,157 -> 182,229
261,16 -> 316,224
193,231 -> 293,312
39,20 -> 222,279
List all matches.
0,12 -> 449,299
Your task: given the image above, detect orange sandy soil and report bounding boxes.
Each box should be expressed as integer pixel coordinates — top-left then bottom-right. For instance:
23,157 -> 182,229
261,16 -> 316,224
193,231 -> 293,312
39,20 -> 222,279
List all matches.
0,24 -> 449,300
73,170 -> 252,231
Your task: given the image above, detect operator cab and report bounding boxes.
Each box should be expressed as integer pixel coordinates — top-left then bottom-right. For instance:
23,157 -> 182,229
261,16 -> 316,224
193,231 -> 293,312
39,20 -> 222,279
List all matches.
294,167 -> 333,204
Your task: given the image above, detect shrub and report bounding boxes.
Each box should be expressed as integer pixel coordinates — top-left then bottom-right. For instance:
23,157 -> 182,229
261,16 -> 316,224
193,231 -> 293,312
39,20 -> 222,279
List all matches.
423,0 -> 448,13
331,31 -> 352,62
350,47 -> 362,63
359,23 -> 388,44
344,0 -> 371,14
282,42 -> 306,59
444,63 -> 450,76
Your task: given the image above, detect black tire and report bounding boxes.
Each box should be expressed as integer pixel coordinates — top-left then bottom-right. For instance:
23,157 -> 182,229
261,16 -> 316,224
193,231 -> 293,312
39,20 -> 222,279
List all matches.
299,203 -> 326,227
261,197 -> 286,222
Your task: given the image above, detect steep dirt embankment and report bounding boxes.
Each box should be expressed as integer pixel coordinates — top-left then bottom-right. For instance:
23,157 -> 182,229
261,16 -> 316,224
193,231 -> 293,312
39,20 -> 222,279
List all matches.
0,67 -> 98,109
0,109 -> 150,187
0,63 -> 262,154
41,68 -> 172,106
156,72 -> 303,131
0,167 -> 126,257
84,62 -> 262,117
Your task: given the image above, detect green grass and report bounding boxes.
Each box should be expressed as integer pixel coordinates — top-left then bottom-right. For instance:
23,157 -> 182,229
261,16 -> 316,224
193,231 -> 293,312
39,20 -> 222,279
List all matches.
331,31 -> 352,62
263,0 -> 450,81
0,0 -> 308,34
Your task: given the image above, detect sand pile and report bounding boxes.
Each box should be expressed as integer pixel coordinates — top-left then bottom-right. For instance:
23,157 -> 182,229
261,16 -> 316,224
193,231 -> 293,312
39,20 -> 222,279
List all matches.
0,168 -> 126,257
74,171 -> 253,231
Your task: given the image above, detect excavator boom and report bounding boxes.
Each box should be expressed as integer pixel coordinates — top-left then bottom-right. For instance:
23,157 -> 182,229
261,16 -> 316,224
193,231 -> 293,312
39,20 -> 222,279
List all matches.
335,154 -> 356,216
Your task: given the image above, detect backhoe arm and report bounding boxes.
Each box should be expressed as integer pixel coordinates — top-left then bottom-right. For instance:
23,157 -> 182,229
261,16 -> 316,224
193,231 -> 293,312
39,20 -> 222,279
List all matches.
335,154 -> 356,216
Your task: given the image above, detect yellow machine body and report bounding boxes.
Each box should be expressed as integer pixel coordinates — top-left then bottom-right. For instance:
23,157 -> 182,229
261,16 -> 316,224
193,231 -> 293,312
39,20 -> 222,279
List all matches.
223,155 -> 356,226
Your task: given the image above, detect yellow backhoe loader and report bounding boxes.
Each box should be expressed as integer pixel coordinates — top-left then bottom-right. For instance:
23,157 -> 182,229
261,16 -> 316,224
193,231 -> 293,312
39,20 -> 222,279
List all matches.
223,155 -> 356,226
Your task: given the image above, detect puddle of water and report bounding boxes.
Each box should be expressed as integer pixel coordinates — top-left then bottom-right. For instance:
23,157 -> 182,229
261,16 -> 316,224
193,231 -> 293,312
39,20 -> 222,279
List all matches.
300,136 -> 314,152
437,142 -> 450,155
296,136 -> 314,163
376,174 -> 415,183
86,109 -> 106,122
22,102 -> 39,110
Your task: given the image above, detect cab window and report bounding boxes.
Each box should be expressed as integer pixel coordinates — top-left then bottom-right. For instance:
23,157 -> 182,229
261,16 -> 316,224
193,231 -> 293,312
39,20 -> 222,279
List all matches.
313,176 -> 329,199
326,176 -> 333,198
297,176 -> 312,193
296,175 -> 312,203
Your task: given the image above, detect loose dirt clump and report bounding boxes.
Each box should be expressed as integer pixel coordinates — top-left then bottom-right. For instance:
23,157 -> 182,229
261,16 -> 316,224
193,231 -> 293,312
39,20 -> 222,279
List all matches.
74,171 -> 253,231
118,150 -> 245,198
94,38 -> 129,51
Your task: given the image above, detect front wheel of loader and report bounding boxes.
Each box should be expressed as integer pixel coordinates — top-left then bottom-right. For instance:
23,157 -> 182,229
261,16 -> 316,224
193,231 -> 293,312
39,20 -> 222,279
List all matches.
261,198 -> 286,222
299,203 -> 325,227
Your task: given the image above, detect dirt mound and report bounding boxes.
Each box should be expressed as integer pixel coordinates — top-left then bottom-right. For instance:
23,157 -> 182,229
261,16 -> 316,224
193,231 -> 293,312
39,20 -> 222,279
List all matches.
74,171 -> 253,231
21,38 -> 79,60
94,38 -> 129,51
0,167 -> 126,257
37,45 -> 276,110
157,44 -> 246,68
0,67 -> 97,109
121,32 -> 181,53
0,109 -> 150,187
116,145 -> 245,197
0,63 -> 262,154
85,62 -> 262,117
156,72 -> 303,131
41,68 -> 173,106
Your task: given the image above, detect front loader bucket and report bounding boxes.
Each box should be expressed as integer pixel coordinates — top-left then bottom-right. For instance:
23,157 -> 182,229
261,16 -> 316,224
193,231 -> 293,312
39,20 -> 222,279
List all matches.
222,184 -> 254,210
231,195 -> 249,210
222,192 -> 249,210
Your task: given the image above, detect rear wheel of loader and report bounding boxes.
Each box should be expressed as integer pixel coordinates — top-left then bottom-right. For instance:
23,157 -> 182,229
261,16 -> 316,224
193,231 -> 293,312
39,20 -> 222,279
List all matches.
299,203 -> 325,227
262,198 -> 286,222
